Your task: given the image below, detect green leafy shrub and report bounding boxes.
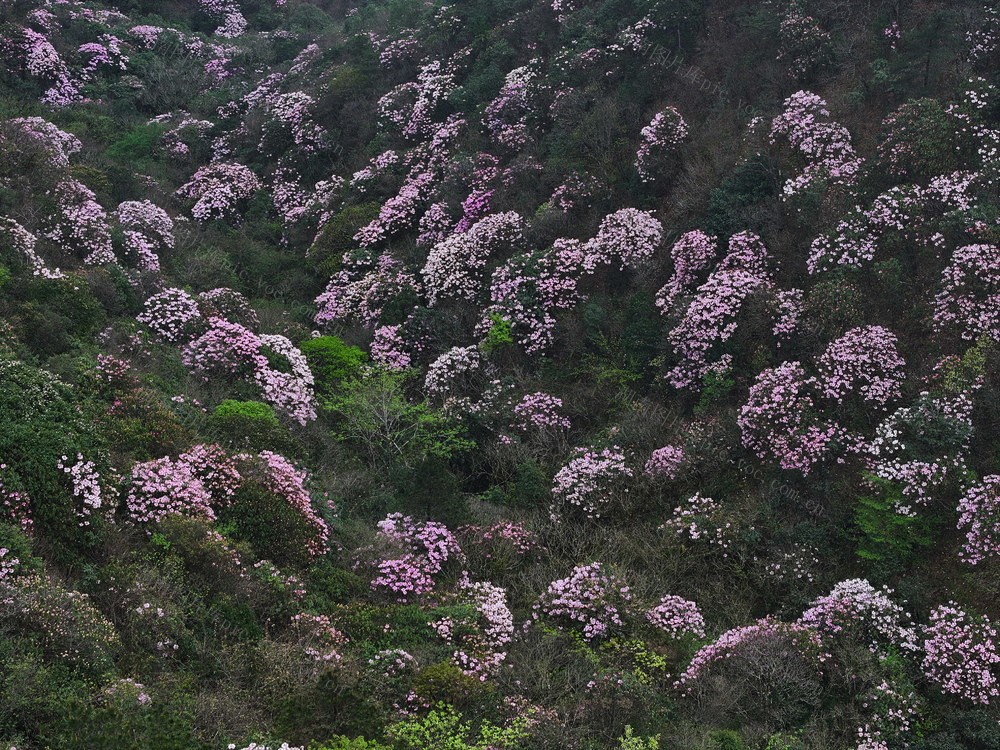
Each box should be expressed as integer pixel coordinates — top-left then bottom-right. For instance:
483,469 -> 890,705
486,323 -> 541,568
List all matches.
299,336 -> 367,397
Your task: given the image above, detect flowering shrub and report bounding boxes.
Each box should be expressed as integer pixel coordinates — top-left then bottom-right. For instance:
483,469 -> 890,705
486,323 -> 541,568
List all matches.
635,106 -> 688,182
673,618 -> 828,721
643,445 -> 687,480
582,208 -> 663,271
645,595 -> 706,639
123,456 -> 215,525
956,475 -> 1000,565
864,392 -> 975,509
777,12 -> 833,79
289,612 -> 349,665
0,218 -> 63,279
511,392 -> 570,432
56,454 -> 105,527
422,212 -> 525,305
533,562 -> 633,641
0,464 -> 33,536
738,361 -> 850,475
315,254 -> 420,329
354,171 -> 435,247
661,493 -> 740,552
798,578 -> 919,656
424,346 -> 482,400
815,326 -> 906,406
876,99 -> 965,180
921,603 -> 999,705
654,230 -> 718,313
665,231 -> 773,388
769,91 -> 862,199
366,514 -> 465,601
550,446 -> 633,520
933,244 -> 1000,340
175,163 -> 261,221
138,288 -> 204,343
115,200 -> 174,272
43,180 -> 114,265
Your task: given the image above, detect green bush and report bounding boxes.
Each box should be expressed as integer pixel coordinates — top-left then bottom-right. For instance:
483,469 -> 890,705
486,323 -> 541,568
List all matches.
299,336 -> 367,397
309,736 -> 392,750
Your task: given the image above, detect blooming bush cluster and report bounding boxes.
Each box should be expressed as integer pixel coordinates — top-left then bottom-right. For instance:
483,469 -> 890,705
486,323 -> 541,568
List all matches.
956,475 -> 1000,565
366,514 -> 465,602
665,231 -> 773,388
769,91 -> 862,199
634,106 -> 688,182
921,603 -> 999,705
738,361 -> 850,475
815,326 -> 906,406
645,595 -> 706,639
777,12 -> 833,79
661,493 -> 740,552
422,211 -> 525,305
798,579 -> 919,656
532,562 -> 633,641
550,446 -> 633,520
175,163 -> 261,221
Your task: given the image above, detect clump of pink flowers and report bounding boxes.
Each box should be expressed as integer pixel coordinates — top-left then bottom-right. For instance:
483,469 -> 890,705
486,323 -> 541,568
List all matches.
646,595 -> 706,639
921,602 -> 999,705
532,562 -> 633,641
635,106 -> 688,182
550,446 -> 633,520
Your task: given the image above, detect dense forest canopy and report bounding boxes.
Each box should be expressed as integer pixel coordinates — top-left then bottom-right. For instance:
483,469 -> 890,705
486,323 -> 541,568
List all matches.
1,0 -> 1000,748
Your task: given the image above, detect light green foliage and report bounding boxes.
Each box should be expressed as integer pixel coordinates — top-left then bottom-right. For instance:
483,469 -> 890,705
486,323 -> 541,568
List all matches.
388,704 -> 531,750
299,336 -> 367,397
619,726 -> 660,750
327,370 -> 473,467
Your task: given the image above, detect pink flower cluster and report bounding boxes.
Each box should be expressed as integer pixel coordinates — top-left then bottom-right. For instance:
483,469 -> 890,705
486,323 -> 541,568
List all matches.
368,514 -> 465,602
674,618 -> 827,694
956,475 -> 1000,565
116,200 -> 174,272
43,180 -> 114,265
643,445 -> 687,480
138,288 -> 204,343
769,91 -> 862,199
183,319 -> 316,424
533,562 -> 632,641
124,456 -> 216,525
56,454 -> 105,527
422,212 -> 525,305
798,579 -> 919,656
933,244 -> 1000,340
738,361 -> 849,475
815,326 -> 906,406
549,171 -> 599,212
550,446 -> 633,520
776,13 -> 832,79
255,451 -> 330,557
315,254 -> 420,329
645,595 -> 706,639
512,392 -> 570,432
661,493 -> 739,551
922,602 -> 999,705
10,117 -> 81,167
666,231 -> 773,388
289,612 -> 348,665
654,230 -> 718,313
175,163 -> 261,221
635,106 -> 688,182
0,218 -> 62,279
581,208 -> 663,271
0,463 -> 33,536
